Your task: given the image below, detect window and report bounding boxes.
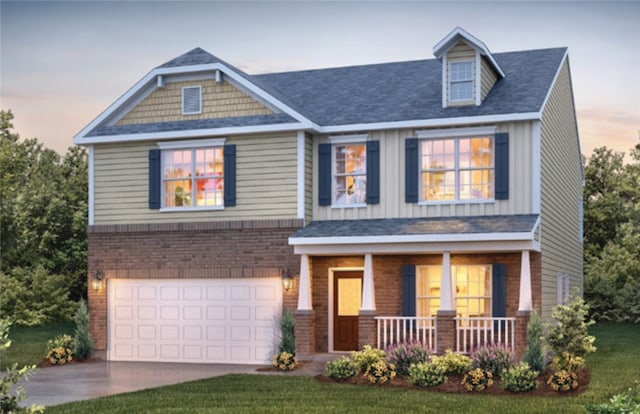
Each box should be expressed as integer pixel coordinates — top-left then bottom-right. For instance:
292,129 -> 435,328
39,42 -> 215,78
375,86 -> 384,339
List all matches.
182,86 -> 202,115
333,143 -> 366,205
420,136 -> 494,201
416,265 -> 492,318
449,61 -> 473,102
162,146 -> 224,208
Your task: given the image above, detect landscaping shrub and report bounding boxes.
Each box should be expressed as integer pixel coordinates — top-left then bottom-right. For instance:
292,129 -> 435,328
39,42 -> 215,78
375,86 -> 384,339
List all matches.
0,319 -> 45,413
500,362 -> 539,392
545,295 -> 596,360
73,299 -> 93,361
547,369 -> 579,392
462,368 -> 494,392
386,341 -> 430,376
350,345 -> 386,373
363,360 -> 396,384
407,361 -> 447,387
470,343 -> 516,376
523,310 -> 545,373
278,308 -> 295,355
550,351 -> 585,372
46,334 -> 74,365
429,349 -> 471,375
586,382 -> 640,413
272,351 -> 297,371
324,356 -> 358,380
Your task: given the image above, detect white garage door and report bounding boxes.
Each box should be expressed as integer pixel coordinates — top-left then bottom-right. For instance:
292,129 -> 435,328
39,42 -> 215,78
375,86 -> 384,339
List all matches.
108,278 -> 282,364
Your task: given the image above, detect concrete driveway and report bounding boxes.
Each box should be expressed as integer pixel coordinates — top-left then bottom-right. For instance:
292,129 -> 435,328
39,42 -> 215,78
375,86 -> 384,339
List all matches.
20,361 -> 261,408
20,357 -> 327,408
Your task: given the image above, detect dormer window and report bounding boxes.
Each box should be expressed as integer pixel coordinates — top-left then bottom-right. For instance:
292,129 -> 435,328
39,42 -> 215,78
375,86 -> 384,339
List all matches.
449,61 -> 473,102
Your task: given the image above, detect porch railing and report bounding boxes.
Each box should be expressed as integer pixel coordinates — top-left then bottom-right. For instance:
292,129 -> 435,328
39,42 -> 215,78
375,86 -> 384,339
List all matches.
455,317 -> 516,354
375,317 -> 437,352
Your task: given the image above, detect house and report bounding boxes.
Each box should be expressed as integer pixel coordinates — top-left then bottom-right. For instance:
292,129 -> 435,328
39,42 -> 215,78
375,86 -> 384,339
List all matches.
74,27 -> 583,364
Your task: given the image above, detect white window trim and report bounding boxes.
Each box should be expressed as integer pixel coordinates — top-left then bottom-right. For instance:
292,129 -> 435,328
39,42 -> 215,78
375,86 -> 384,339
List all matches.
159,143 -> 225,211
448,60 -> 474,103
417,134 -> 496,204
330,138 -> 368,208
182,85 -> 202,115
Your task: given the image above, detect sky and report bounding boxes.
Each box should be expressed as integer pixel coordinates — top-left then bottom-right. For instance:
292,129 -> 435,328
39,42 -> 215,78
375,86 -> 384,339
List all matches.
1,0 -> 639,159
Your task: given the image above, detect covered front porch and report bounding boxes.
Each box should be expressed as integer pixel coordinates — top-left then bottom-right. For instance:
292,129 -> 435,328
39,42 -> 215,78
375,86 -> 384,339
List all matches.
288,215 -> 541,358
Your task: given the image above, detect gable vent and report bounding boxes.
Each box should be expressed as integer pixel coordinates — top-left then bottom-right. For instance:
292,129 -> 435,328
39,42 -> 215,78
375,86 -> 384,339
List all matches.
182,86 -> 202,115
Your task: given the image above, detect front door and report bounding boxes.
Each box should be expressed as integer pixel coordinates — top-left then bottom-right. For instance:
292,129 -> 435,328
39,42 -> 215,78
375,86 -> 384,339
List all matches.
333,271 -> 362,351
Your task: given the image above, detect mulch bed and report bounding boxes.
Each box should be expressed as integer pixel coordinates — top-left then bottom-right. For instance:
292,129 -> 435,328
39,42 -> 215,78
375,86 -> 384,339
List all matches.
315,367 -> 590,397
38,356 -> 102,368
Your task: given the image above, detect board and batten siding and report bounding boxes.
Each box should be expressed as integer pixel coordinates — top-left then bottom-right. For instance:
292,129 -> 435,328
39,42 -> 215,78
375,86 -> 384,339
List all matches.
312,122 -> 535,221
116,79 -> 273,126
539,59 -> 583,319
93,133 -> 298,225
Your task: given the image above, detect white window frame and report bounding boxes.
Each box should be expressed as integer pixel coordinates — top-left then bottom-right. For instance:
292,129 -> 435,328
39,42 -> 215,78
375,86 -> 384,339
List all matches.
182,85 -> 202,115
329,134 -> 367,208
417,132 -> 495,204
159,138 -> 225,212
448,60 -> 474,102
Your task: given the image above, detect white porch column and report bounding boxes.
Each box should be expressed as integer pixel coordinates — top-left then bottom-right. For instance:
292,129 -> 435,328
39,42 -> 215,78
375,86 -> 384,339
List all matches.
361,253 -> 376,311
297,254 -> 312,311
440,252 -> 455,311
518,250 -> 533,311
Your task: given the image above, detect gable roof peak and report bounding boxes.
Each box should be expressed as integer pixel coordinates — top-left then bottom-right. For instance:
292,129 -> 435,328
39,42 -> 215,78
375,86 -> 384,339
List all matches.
433,27 -> 505,78
157,47 -> 227,68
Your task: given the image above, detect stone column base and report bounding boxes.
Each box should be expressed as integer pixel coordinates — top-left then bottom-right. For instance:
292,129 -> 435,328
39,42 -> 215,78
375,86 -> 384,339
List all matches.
295,309 -> 316,361
358,310 -> 377,350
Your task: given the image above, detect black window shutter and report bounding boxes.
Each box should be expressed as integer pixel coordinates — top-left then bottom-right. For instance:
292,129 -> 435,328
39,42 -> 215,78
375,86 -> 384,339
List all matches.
492,263 -> 507,330
495,133 -> 509,200
148,149 -> 161,210
405,138 -> 419,203
402,264 -> 417,317
318,143 -> 332,206
223,144 -> 236,207
366,140 -> 380,204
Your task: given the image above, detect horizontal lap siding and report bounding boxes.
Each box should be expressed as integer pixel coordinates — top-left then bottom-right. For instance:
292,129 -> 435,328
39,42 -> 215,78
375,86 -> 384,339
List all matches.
540,59 -> 583,318
313,122 -> 534,220
481,58 -> 498,101
94,134 -> 298,224
117,79 -> 272,125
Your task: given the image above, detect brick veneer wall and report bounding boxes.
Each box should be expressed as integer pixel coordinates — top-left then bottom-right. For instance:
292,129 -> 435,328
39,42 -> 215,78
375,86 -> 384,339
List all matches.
87,219 -> 302,351
304,252 -> 542,354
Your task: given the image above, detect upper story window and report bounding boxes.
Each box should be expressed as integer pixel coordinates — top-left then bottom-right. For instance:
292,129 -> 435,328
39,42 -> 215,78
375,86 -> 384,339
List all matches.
416,265 -> 492,318
420,136 -> 494,202
162,146 -> 224,208
449,61 -> 473,102
182,86 -> 202,115
333,143 -> 367,205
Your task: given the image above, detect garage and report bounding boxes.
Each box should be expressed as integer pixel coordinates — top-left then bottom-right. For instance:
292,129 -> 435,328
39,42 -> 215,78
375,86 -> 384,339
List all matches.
108,278 -> 282,364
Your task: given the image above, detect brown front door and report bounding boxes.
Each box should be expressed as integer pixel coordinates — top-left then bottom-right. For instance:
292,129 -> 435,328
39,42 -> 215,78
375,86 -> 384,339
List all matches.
333,271 -> 363,351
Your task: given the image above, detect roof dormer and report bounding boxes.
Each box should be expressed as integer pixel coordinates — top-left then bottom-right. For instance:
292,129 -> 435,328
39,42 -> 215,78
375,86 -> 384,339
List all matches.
433,27 -> 505,108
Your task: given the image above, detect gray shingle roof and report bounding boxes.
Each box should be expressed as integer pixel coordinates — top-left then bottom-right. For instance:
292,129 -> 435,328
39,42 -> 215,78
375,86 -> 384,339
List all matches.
290,215 -> 539,239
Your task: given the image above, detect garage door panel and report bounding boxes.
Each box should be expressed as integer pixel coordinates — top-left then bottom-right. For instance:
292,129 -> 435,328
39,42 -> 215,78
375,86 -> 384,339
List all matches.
108,278 -> 281,364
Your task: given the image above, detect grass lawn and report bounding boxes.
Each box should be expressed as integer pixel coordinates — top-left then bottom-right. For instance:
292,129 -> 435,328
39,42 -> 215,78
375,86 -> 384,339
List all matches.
43,323 -> 640,414
1,322 -> 74,369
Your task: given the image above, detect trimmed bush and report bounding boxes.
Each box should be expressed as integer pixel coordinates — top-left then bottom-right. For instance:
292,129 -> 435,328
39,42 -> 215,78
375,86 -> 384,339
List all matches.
523,310 -> 545,373
430,349 -> 471,375
470,343 -> 515,376
386,341 -> 430,376
324,356 -> 358,380
547,369 -> 579,392
550,351 -> 585,372
73,299 -> 93,361
46,334 -> 74,365
363,360 -> 396,384
350,345 -> 386,373
545,295 -> 596,360
500,362 -> 539,392
462,368 -> 494,392
272,351 -> 297,371
408,362 -> 447,387
278,308 -> 295,355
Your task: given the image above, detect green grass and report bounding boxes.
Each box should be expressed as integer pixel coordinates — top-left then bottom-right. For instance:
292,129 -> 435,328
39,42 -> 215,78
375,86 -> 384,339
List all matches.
45,323 -> 640,414
1,322 -> 74,369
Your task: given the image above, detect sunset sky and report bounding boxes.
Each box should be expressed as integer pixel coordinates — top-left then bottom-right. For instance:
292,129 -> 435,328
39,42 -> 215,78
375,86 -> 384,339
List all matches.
1,1 -> 639,159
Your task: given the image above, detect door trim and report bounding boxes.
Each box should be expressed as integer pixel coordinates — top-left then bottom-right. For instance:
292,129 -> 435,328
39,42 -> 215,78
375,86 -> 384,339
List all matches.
328,267 -> 364,353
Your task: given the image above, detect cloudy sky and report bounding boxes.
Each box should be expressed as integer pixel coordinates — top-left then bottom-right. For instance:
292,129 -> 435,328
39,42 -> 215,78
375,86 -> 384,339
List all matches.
1,1 -> 639,158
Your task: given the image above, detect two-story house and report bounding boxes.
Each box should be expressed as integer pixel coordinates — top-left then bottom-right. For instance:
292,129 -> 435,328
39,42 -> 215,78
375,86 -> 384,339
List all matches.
74,27 -> 582,364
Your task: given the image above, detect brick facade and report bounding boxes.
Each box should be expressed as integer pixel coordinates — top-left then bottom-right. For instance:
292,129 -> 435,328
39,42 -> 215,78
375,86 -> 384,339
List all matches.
87,219 -> 302,351
295,252 -> 542,355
